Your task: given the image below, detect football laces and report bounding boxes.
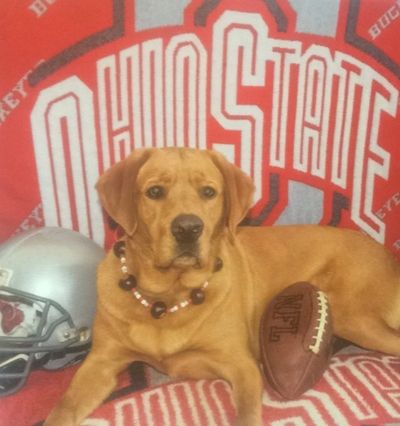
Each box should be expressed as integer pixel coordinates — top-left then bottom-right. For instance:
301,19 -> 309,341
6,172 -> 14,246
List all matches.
309,291 -> 329,354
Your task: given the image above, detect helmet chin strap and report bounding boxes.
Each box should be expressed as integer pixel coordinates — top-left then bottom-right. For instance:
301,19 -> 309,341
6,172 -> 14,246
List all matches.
113,240 -> 223,319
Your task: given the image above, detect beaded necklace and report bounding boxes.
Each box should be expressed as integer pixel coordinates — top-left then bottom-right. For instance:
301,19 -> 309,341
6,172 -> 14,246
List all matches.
113,240 -> 223,319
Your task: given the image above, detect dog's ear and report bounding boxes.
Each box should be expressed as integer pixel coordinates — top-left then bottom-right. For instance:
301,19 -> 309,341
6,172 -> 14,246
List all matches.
96,149 -> 153,236
208,150 -> 254,235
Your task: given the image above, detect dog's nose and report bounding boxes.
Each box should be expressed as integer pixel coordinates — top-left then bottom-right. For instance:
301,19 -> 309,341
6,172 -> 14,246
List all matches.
171,214 -> 204,243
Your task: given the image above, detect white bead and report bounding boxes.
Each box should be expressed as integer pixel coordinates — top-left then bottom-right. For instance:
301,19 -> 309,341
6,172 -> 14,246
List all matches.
129,279 -> 210,315
121,265 -> 128,274
120,257 -> 127,264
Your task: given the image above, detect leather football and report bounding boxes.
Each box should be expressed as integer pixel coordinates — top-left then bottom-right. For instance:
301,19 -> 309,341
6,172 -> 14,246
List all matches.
259,281 -> 333,400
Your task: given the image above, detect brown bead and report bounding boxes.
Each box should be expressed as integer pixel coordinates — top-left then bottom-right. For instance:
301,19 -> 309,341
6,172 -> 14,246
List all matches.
113,240 -> 126,258
190,288 -> 205,305
151,301 -> 167,319
119,274 -> 137,291
214,257 -> 223,272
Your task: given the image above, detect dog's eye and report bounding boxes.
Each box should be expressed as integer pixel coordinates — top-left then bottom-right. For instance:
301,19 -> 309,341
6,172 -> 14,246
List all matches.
146,186 -> 165,200
200,186 -> 217,199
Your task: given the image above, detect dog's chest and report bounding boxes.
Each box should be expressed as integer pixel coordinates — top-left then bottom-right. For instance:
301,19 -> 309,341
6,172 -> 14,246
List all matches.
128,321 -> 194,360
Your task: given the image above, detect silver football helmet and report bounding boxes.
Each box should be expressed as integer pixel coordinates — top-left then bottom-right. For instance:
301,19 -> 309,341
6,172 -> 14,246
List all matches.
0,227 -> 104,396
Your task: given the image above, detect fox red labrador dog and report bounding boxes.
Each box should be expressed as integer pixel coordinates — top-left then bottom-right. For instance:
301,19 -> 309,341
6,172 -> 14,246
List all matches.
46,148 -> 400,426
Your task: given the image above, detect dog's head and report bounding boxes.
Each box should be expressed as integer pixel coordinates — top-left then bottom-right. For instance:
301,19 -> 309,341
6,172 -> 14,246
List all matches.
96,148 -> 254,270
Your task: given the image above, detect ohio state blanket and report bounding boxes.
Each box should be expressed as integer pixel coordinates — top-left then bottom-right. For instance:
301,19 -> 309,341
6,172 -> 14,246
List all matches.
1,0 -> 400,257
1,351 -> 400,426
1,1 -> 400,425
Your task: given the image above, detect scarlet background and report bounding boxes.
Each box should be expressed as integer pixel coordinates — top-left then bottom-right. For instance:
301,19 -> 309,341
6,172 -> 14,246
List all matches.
0,0 -> 399,258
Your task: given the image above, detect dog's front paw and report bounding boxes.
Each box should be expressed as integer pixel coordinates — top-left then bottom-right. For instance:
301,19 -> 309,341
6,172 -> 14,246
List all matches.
44,406 -> 77,426
235,413 -> 263,426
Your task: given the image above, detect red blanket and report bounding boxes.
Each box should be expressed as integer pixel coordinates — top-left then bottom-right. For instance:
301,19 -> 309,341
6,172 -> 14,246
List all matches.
2,351 -> 400,426
1,1 -> 400,425
1,0 -> 400,257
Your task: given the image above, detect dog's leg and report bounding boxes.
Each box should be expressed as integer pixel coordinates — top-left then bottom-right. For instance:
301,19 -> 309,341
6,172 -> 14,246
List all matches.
337,315 -> 400,356
222,356 -> 264,426
44,347 -> 133,426
164,350 -> 264,426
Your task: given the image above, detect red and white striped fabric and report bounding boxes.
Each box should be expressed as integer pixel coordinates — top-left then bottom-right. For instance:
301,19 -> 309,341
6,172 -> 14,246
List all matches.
1,351 -> 400,425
